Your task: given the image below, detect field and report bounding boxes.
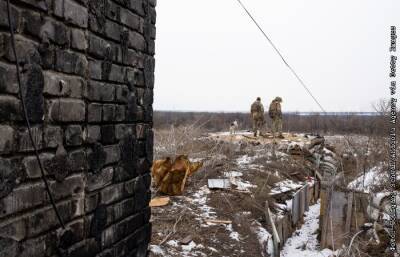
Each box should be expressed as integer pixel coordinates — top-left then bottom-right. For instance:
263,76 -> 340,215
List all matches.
148,111 -> 396,257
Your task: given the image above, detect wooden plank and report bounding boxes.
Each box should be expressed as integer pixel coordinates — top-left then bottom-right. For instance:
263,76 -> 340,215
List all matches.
205,219 -> 232,224
276,218 -> 283,246
292,192 -> 300,225
305,185 -> 310,212
314,181 -> 320,201
315,170 -> 323,181
320,190 -> 326,216
268,207 -> 281,245
149,197 -> 170,207
345,192 -> 353,233
320,189 -> 331,248
265,201 -> 272,227
265,201 -> 280,257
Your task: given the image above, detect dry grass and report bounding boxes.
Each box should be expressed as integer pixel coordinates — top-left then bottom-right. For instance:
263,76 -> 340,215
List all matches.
151,119 -> 394,256
153,120 -> 210,159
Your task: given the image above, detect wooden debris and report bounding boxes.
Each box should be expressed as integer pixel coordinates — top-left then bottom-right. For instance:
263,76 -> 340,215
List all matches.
149,197 -> 170,207
345,192 -> 354,233
151,155 -> 203,195
243,135 -> 258,140
205,219 -> 232,224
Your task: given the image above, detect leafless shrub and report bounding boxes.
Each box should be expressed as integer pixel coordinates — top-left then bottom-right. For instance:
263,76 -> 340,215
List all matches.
336,228 -> 393,257
333,134 -> 387,190
153,119 -> 211,159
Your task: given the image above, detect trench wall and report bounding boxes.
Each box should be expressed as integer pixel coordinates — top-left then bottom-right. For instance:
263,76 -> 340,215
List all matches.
266,181 -> 320,257
0,0 -> 156,256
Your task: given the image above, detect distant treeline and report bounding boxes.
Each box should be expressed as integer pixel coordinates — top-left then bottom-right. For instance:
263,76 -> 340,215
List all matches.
154,111 -> 389,135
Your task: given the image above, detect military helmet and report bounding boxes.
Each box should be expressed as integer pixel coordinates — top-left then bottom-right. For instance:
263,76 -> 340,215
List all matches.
256,97 -> 261,101
275,96 -> 282,102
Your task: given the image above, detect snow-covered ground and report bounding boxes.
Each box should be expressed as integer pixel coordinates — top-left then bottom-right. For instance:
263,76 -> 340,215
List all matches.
251,221 -> 274,257
348,164 -> 384,193
281,201 -> 335,257
270,179 -> 304,195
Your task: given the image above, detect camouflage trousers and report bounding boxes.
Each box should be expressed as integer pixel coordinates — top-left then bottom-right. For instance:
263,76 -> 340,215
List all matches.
272,118 -> 282,137
252,118 -> 264,136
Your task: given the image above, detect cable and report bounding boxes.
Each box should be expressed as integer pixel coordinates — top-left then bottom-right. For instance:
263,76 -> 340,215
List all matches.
6,0 -> 65,229
235,0 -> 327,113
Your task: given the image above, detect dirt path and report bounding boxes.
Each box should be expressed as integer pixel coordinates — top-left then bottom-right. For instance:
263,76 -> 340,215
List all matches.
281,201 -> 334,257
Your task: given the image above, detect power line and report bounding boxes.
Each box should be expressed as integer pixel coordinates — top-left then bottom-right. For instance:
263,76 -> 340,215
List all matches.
6,0 -> 65,229
235,0 -> 327,113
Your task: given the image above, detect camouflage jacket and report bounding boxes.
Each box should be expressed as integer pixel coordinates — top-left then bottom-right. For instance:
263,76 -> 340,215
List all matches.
268,100 -> 282,119
250,101 -> 264,114
251,101 -> 264,119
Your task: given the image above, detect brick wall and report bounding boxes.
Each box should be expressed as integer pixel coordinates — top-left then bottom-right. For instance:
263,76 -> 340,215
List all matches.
0,0 -> 156,256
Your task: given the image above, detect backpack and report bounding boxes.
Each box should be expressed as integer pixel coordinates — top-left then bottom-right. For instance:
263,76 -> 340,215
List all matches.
269,101 -> 277,118
251,102 -> 261,113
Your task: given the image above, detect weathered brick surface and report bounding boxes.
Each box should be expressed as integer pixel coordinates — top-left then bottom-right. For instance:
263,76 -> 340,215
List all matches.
0,0 -> 156,256
48,98 -> 86,122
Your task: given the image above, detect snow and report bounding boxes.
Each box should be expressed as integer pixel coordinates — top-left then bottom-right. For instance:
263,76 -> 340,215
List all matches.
181,241 -> 208,257
368,192 -> 400,220
226,224 -> 240,241
167,240 -> 179,247
190,157 -> 204,162
270,180 -> 304,195
236,155 -> 256,166
286,199 -> 293,211
281,201 -> 335,257
251,221 -> 274,257
157,240 -> 208,257
348,165 -> 384,193
275,203 -> 288,210
287,141 -> 306,149
190,186 -> 217,222
209,130 -> 253,137
149,245 -> 166,256
224,171 -> 243,177
181,241 -> 197,251
249,164 -> 265,169
231,178 -> 257,191
208,247 -> 218,253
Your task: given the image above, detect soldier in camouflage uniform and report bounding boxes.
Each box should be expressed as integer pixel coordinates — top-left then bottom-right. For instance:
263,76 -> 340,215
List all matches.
250,97 -> 265,137
269,97 -> 284,139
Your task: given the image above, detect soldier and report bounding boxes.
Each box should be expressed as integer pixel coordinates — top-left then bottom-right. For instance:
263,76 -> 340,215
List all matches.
269,97 -> 284,139
250,97 -> 265,137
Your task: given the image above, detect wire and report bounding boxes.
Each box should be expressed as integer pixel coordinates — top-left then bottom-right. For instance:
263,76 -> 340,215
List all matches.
6,0 -> 65,229
235,0 -> 327,113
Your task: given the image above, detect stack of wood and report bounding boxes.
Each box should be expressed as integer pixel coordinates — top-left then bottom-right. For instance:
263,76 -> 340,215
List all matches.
151,155 -> 203,195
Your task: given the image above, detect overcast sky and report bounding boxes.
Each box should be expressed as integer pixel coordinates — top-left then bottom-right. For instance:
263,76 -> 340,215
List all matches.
154,0 -> 400,112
